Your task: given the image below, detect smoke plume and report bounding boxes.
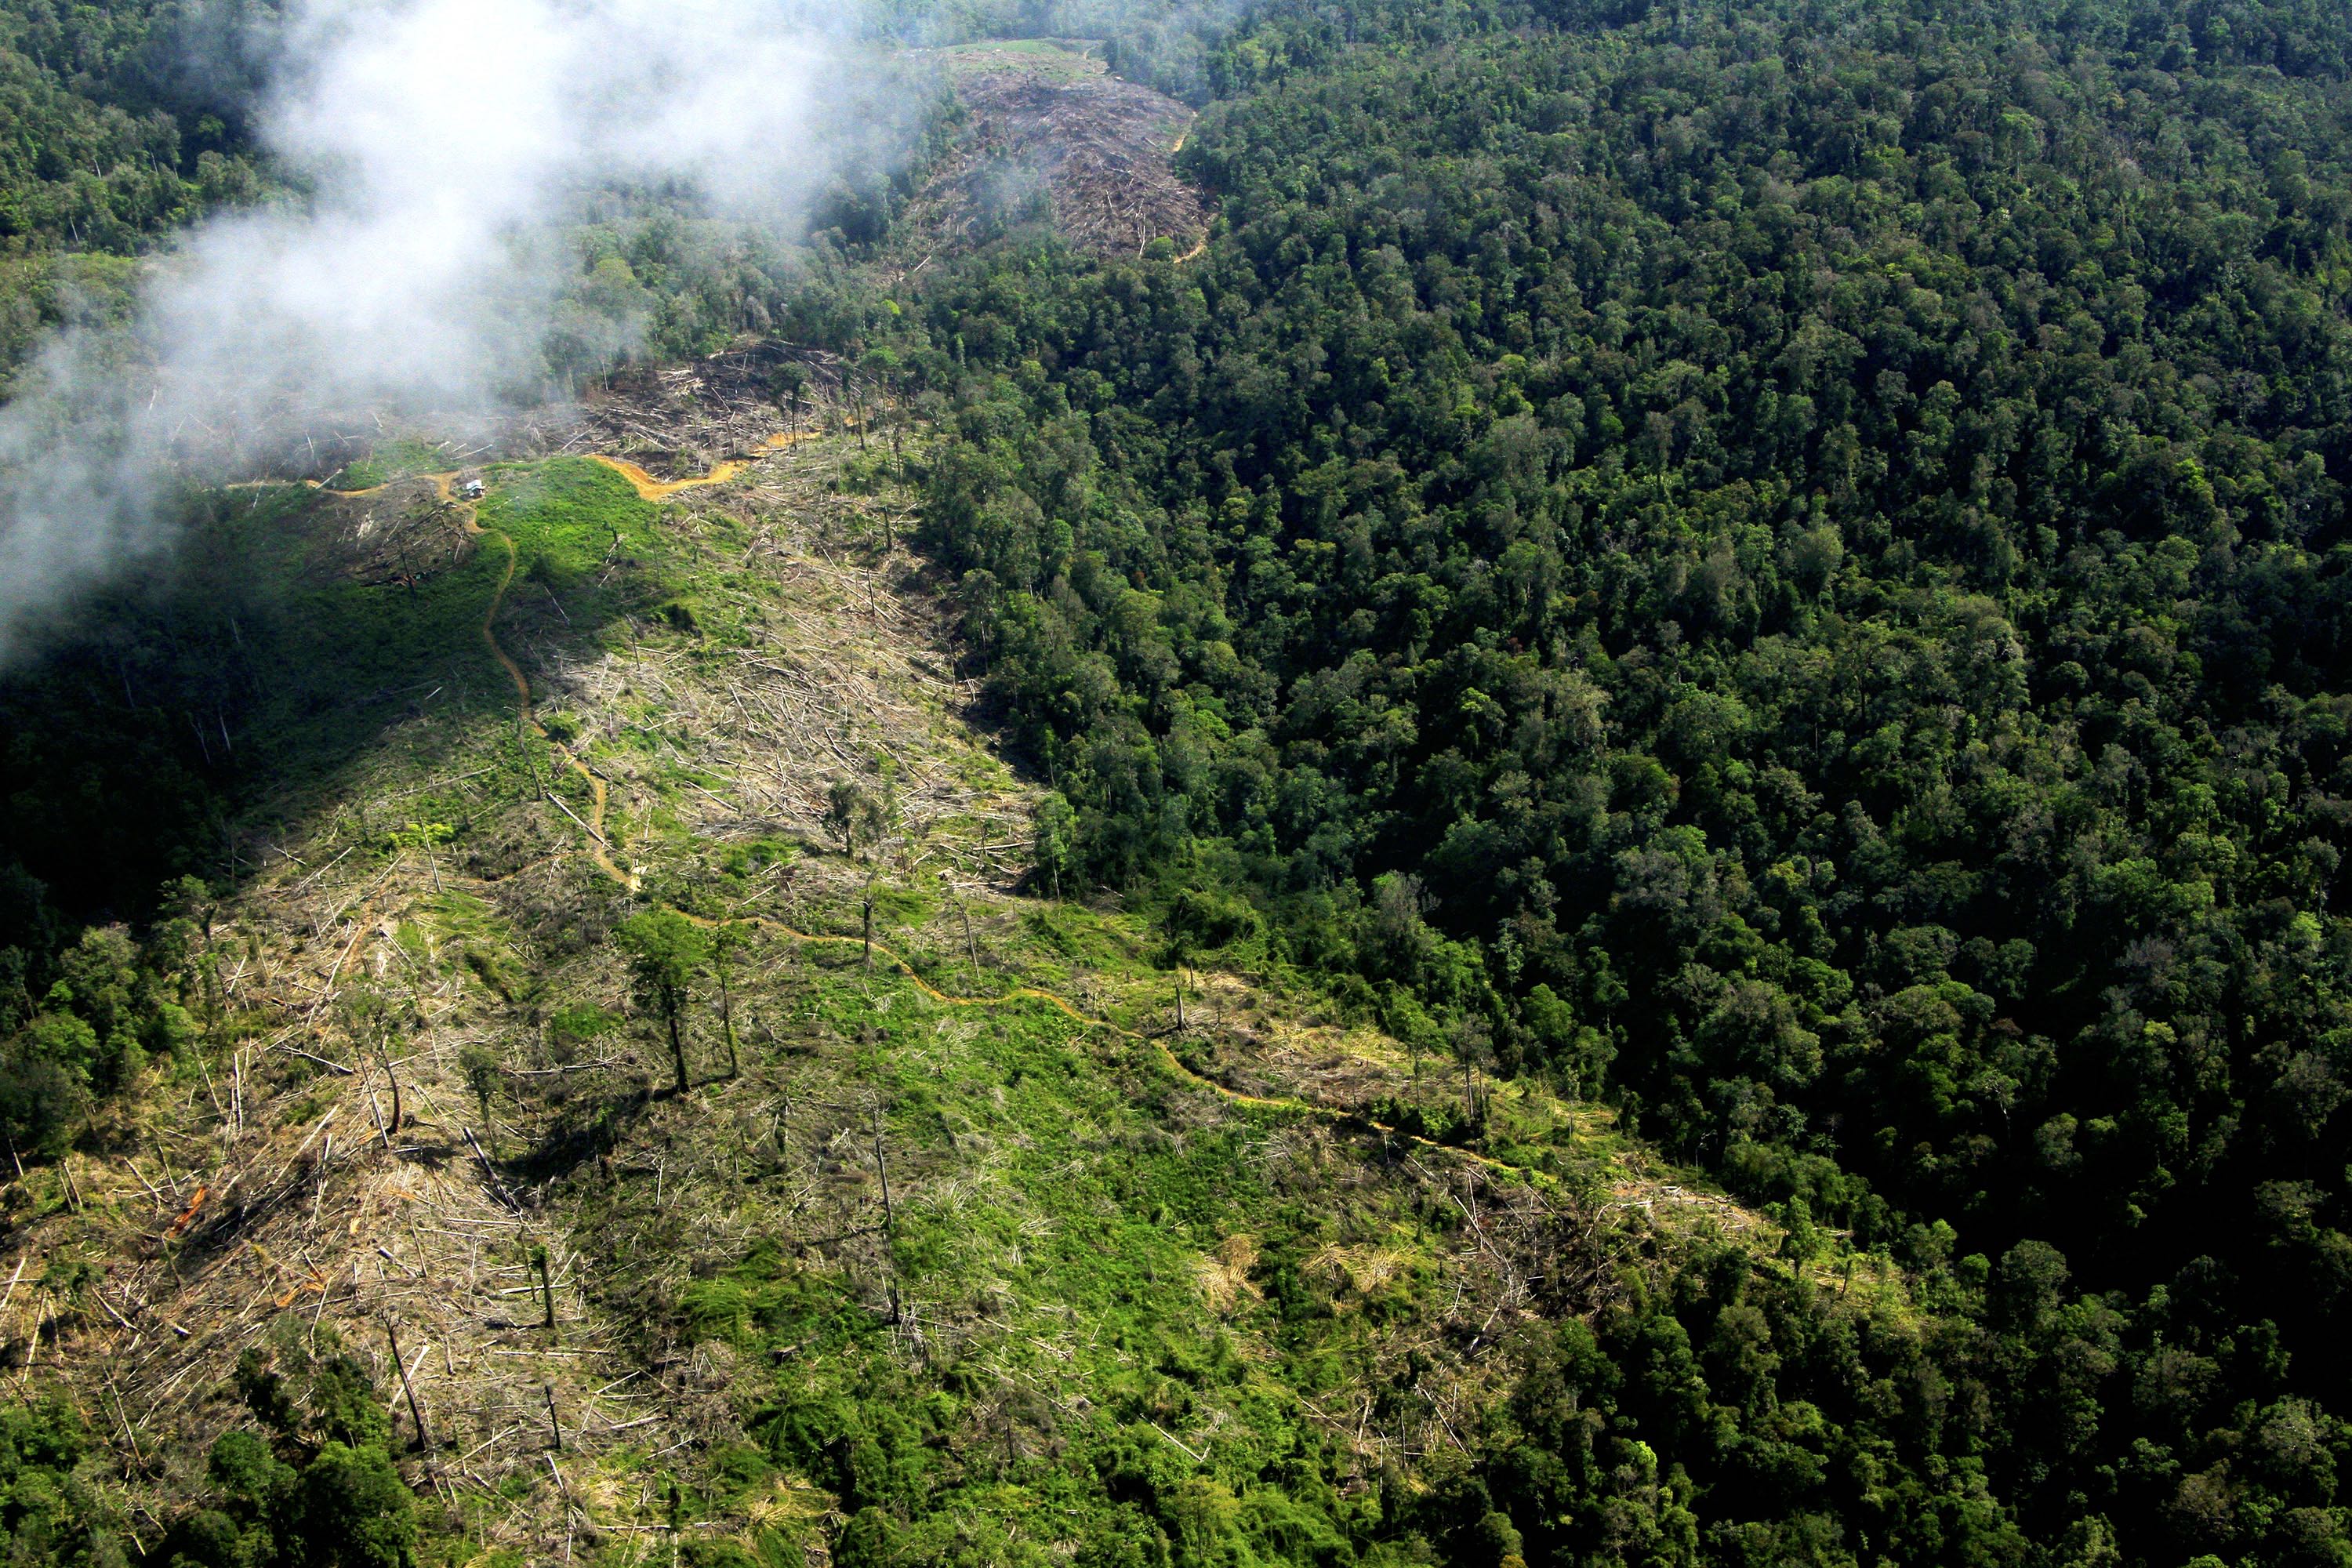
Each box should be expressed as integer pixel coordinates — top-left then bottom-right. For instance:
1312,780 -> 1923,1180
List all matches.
0,0 -> 873,666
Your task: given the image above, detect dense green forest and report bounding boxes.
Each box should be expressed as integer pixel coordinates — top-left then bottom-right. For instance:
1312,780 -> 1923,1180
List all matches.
0,0 -> 276,380
0,0 -> 276,252
7,0 -> 2352,1563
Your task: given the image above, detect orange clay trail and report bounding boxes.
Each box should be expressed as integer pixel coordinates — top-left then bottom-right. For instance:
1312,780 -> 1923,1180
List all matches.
255,429 -> 1557,1191
245,426 -> 833,883
589,427 -> 822,500
564,445 -> 1555,1184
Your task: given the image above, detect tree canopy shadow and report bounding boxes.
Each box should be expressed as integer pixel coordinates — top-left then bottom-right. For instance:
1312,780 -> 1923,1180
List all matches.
0,457 -> 667,952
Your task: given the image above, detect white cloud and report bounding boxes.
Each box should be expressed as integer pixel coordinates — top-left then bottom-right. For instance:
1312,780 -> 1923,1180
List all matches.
0,0 -> 855,662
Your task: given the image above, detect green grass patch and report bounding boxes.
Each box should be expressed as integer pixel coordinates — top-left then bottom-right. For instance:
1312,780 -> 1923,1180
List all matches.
484,458 -> 659,585
573,928 -> 1489,1563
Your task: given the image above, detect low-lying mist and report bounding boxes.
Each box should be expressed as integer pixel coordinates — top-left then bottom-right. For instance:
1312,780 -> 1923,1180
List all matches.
0,0 -> 905,668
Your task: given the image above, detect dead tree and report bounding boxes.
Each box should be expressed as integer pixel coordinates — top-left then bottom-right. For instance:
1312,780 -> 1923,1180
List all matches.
460,1044 -> 502,1154
383,1320 -> 430,1451
533,1243 -> 557,1334
873,1103 -> 901,1326
381,1048 -> 402,1138
713,924 -> 745,1079
871,1104 -> 896,1241
960,892 -> 981,994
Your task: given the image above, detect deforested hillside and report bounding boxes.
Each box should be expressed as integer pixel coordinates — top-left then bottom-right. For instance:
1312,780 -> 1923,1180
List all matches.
897,38 -> 1208,260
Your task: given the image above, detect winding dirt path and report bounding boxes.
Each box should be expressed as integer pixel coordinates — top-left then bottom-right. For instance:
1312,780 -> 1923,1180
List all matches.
423,470 -> 637,890
523,452 -> 1552,1185
587,428 -> 821,500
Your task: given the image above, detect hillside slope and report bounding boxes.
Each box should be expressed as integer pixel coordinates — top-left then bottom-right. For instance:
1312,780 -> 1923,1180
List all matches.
898,38 -> 1208,261
1,388 -> 1849,1565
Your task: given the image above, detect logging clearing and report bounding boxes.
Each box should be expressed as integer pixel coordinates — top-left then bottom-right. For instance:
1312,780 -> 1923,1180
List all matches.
898,38 -> 1210,261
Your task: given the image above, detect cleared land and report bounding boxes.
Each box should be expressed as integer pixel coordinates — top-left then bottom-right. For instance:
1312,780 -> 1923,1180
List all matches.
901,39 -> 1209,261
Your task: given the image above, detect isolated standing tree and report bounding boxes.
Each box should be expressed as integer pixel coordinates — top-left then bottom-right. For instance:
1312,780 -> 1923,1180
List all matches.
161,874 -> 222,1032
1452,1015 -> 1494,1127
860,346 -> 900,464
617,912 -> 709,1095
459,1044 -> 503,1152
770,362 -> 809,430
1033,793 -> 1076,902
339,983 -> 415,1138
826,779 -> 863,856
826,779 -> 888,859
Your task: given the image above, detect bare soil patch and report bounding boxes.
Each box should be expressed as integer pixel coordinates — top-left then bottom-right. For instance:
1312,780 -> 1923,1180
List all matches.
903,41 -> 1207,261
